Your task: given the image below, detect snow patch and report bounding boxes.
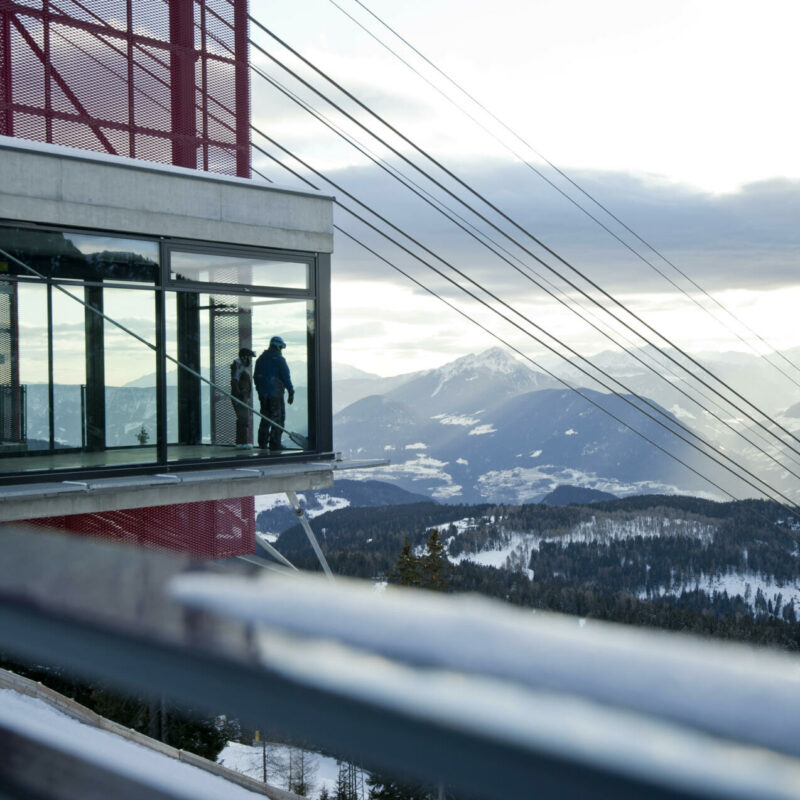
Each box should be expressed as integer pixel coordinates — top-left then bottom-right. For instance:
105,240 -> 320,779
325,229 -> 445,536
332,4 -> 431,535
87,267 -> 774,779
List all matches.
305,494 -> 350,519
645,571 -> 800,615
405,442 -> 428,450
670,405 -> 696,420
433,414 -> 481,427
564,429 -> 578,436
254,494 -> 290,514
218,740 -> 342,797
0,689 -> 267,799
432,484 -> 463,500
476,465 -> 696,504
468,424 -> 496,436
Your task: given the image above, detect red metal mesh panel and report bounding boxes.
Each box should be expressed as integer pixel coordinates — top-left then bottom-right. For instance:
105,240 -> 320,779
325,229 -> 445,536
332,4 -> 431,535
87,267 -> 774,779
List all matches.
26,496 -> 257,559
0,0 -> 250,177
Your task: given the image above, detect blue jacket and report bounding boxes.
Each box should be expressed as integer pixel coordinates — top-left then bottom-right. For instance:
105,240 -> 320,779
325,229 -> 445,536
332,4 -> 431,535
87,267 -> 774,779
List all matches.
254,346 -> 294,398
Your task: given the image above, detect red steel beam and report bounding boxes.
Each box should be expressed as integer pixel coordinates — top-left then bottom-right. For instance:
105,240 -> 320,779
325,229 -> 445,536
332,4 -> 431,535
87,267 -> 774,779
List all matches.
168,0 -> 197,168
233,0 -> 250,178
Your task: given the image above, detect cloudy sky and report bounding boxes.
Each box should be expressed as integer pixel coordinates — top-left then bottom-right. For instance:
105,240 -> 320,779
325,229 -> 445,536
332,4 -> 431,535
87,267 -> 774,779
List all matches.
248,0 -> 800,378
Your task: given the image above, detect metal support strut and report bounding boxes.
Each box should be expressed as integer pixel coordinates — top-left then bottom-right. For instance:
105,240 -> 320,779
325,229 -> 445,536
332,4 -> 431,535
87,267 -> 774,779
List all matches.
286,490 -> 334,581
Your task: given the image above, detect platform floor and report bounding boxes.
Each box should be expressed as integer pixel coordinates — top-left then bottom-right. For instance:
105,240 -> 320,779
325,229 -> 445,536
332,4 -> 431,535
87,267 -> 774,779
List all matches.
0,443 -> 302,476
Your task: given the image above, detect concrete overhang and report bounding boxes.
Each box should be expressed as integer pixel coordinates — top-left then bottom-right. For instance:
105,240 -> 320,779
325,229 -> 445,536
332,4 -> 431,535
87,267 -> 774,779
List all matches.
0,459 -> 387,522
0,136 -> 334,253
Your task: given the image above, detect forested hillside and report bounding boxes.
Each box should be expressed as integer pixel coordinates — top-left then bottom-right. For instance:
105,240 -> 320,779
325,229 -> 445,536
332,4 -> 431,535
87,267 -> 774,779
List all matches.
274,495 -> 800,651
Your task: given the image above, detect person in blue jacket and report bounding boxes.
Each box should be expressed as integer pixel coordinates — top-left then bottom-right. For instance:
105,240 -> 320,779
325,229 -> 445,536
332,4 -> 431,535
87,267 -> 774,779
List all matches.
253,335 -> 295,451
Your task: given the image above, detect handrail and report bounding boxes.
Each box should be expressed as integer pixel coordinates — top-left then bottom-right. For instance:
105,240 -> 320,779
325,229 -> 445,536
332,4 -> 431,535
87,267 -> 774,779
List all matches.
2,526 -> 800,800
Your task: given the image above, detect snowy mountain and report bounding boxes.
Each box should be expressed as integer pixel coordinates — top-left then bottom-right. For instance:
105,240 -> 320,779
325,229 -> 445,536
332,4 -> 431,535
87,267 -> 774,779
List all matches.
332,347 -> 557,414
333,348 -> 714,503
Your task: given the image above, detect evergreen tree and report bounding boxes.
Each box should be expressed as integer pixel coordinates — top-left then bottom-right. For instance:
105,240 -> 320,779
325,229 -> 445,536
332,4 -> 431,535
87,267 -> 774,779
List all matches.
319,788 -> 331,800
367,771 -> 431,800
420,529 -> 450,592
389,537 -> 421,587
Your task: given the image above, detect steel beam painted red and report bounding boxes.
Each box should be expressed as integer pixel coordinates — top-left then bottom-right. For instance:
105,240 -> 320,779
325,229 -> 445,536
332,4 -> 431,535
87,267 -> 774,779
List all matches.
233,0 -> 251,178
168,0 -> 196,169
27,497 -> 257,559
0,8 -> 11,137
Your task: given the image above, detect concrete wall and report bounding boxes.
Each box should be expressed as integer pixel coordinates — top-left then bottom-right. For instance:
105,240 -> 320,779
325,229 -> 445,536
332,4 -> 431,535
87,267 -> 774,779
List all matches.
0,137 -> 333,253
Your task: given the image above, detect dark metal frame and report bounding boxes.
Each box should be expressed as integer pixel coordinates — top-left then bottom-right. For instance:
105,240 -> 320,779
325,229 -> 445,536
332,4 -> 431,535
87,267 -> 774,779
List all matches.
0,219 -> 334,485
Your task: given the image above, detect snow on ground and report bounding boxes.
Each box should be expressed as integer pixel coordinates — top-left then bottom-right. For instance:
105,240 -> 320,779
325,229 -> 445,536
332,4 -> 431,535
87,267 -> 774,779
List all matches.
468,424 -> 496,436
431,484 -> 464,501
646,572 -> 800,613
254,493 -> 351,520
429,517 -> 484,535
476,465 -> 702,504
346,454 -> 459,498
217,741 -> 345,797
542,515 -> 718,548
449,530 -> 534,576
431,413 -> 481,426
305,494 -> 351,519
0,689 -> 266,799
254,494 -> 290,514
670,405 -> 696,420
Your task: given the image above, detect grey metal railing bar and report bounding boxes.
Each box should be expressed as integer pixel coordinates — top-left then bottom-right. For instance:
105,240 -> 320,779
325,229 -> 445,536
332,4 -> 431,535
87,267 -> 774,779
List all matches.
1,527 -> 800,800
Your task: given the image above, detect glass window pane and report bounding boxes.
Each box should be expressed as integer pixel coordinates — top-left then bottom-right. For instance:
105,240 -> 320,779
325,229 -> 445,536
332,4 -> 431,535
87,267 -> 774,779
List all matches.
51,287 -> 86,450
0,226 -> 158,283
101,288 -> 158,458
169,250 -> 309,290
0,281 -> 159,475
1,282 -> 47,462
166,291 -> 313,462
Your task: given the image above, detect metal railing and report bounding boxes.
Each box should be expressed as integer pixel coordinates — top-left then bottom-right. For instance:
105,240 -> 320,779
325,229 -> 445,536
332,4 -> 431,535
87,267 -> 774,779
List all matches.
2,525 -> 800,800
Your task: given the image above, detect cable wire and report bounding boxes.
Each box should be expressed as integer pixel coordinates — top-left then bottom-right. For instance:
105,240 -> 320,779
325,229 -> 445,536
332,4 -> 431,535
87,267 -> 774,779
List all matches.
244,61 -> 800,477
335,0 -> 800,384
246,18 -> 800,459
241,122 -> 800,508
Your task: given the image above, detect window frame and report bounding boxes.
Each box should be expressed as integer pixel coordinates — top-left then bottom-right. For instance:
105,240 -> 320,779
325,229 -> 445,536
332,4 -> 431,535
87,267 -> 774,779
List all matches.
0,219 -> 331,484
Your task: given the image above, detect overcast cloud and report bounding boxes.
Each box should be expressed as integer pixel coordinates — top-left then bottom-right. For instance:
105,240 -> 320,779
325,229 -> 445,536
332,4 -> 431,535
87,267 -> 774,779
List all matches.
247,0 -> 800,375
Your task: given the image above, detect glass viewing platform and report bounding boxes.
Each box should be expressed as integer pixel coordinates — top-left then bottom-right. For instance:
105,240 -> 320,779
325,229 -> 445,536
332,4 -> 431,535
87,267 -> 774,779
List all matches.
0,139 -> 334,485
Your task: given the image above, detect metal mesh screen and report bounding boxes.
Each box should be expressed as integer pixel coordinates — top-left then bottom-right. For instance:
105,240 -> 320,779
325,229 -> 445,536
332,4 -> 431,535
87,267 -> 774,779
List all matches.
27,496 -> 257,559
0,0 -> 250,177
210,297 -> 240,445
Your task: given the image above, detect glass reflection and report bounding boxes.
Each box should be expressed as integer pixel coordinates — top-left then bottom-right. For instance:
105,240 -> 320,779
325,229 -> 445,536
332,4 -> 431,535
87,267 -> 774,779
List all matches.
170,250 -> 309,290
166,292 -> 312,461
0,226 -> 158,283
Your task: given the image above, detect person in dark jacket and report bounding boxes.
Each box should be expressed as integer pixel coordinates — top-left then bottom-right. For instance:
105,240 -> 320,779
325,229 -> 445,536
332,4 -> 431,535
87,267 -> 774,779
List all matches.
253,335 -> 295,450
230,347 -> 255,448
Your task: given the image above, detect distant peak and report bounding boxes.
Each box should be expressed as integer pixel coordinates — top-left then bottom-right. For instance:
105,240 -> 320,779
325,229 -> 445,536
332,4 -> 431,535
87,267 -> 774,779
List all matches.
441,347 -> 528,375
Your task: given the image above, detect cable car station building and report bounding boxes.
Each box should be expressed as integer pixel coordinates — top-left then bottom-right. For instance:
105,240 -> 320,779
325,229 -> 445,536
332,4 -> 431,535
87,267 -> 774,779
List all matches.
0,1 -> 360,560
